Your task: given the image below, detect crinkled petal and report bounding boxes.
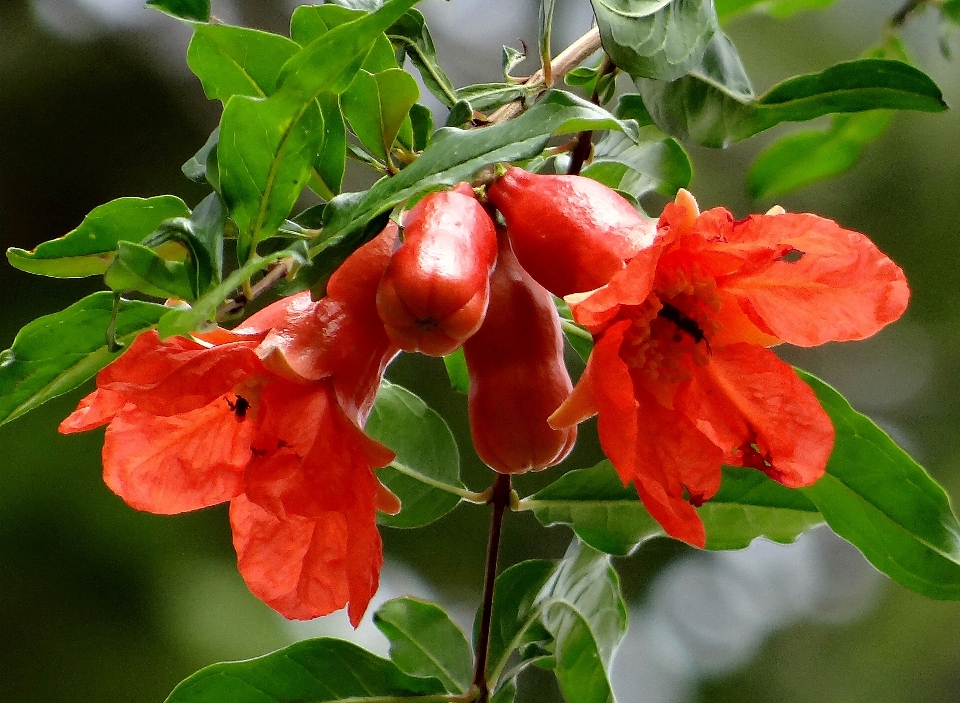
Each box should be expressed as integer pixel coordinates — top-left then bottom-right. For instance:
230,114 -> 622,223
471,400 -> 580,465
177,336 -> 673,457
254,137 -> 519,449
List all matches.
230,496 -> 351,620
59,389 -> 129,433
589,323 -> 721,547
97,331 -> 261,416
101,397 -> 252,513
569,244 -> 663,332
720,213 -> 909,346
677,343 -> 833,487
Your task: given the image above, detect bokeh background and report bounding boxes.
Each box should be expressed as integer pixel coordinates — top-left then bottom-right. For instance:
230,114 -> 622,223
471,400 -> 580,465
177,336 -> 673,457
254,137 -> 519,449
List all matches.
1,0 -> 959,701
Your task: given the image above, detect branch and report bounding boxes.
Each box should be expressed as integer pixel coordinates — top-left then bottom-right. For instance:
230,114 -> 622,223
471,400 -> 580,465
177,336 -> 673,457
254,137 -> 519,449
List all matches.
216,257 -> 296,320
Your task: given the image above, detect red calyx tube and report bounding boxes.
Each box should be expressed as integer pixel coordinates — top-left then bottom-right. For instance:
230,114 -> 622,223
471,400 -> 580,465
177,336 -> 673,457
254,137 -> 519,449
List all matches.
376,184 -> 498,356
486,166 -> 657,298
463,229 -> 577,474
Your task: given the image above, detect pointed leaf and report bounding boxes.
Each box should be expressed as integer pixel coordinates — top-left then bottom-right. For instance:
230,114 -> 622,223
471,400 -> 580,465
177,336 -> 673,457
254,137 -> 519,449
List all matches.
366,381 -> 464,528
290,4 -> 399,73
315,93 -> 348,196
182,127 -> 220,183
342,69 -> 420,163
592,0 -> 718,81
455,83 -> 527,112
189,192 -> 227,281
374,597 -> 473,693
388,9 -> 458,107
0,293 -> 167,426
523,460 -> 823,555
146,0 -> 209,22
164,638 -> 446,703
7,196 -> 190,278
799,371 -> 960,600
105,241 -> 196,300
585,125 -> 692,198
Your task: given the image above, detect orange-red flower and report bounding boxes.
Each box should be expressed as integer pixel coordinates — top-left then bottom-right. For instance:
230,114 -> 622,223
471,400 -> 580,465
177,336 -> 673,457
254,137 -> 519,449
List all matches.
550,190 -> 909,547
60,225 -> 400,625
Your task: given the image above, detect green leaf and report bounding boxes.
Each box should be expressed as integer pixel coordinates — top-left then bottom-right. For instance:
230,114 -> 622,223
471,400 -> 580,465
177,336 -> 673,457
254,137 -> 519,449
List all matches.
747,110 -> 893,199
585,125 -> 692,198
218,0 -> 419,258
373,597 -> 473,694
189,192 -> 227,282
798,371 -> 960,600
105,241 -> 196,300
716,0 -> 836,22
342,69 -> 420,163
7,196 -> 190,278
164,637 -> 446,703
314,93 -> 348,197
0,293 -> 166,426
639,48 -> 946,147
455,83 -> 526,112
218,94 -> 323,261
319,90 -> 640,252
592,0 -> 718,81
442,348 -> 469,394
187,24 -> 299,102
290,4 -> 399,73
540,0 -> 558,68
157,248 -> 300,338
145,0 -> 209,22
537,541 -> 628,703
485,560 -> 557,687
388,10 -> 459,107
182,127 -> 219,183
409,103 -> 435,151
523,460 -> 823,555
365,381 -> 464,528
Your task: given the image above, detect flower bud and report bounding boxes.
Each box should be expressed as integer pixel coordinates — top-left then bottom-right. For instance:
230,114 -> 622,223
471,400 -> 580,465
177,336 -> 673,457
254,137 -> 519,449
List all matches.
376,184 -> 497,356
486,167 -> 657,297
463,230 -> 576,474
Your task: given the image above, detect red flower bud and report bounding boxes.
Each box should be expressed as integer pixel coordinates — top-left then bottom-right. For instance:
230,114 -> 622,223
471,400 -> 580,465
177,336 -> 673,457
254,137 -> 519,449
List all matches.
376,184 -> 498,356
463,230 -> 577,474
486,167 -> 657,297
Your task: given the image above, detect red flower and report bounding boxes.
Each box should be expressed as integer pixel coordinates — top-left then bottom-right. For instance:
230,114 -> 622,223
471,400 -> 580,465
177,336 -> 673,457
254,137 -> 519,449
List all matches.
550,190 -> 909,547
60,225 -> 401,625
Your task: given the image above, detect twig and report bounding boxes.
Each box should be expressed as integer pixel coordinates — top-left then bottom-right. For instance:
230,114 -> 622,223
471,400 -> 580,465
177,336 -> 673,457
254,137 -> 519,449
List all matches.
216,257 -> 296,320
889,0 -> 930,26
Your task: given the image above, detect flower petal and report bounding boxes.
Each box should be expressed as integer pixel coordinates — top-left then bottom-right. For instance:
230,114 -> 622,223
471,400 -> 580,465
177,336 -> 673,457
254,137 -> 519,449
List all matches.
101,397 -> 252,513
721,213 -> 909,346
97,331 -> 261,416
59,389 -> 129,433
677,343 -> 833,488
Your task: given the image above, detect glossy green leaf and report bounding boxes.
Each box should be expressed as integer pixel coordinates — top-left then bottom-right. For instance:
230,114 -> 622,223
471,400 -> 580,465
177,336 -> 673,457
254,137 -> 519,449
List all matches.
523,460 -> 823,555
164,637 -> 446,703
747,110 -> 892,199
586,125 -> 692,198
538,541 -> 627,703
105,241 -> 196,300
442,348 -> 469,394
156,248 -> 300,338
373,597 -> 473,693
485,560 -> 557,687
798,371 -> 960,600
318,90 -> 640,252
7,196 -> 190,278
145,0 -> 209,22
182,127 -> 219,183
455,83 -> 526,111
409,103 -> 434,151
187,25 -> 299,102
592,0 -> 718,81
388,9 -> 459,107
218,94 -> 323,261
290,4 -> 399,73
639,46 -> 946,147
219,0 -> 419,258
189,192 -> 227,281
716,0 -> 836,22
0,293 -> 166,426
314,93 -> 348,197
342,69 -> 420,163
366,381 -> 464,528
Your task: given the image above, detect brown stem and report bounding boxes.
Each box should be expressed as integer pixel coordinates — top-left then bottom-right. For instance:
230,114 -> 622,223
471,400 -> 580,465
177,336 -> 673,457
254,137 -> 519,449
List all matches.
567,55 -> 615,176
472,473 -> 513,702
216,257 -> 296,320
889,0 -> 930,26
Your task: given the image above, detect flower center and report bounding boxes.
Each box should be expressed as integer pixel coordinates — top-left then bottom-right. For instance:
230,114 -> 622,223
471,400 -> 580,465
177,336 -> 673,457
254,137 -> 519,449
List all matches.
620,269 -> 721,384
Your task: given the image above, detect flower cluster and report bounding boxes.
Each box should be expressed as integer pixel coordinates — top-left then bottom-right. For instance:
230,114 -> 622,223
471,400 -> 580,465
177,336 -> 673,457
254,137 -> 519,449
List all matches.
62,168 -> 908,622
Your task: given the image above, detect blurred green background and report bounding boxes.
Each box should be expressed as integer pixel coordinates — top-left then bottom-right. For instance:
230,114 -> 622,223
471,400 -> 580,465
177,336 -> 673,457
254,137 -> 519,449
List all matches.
1,0 -> 959,702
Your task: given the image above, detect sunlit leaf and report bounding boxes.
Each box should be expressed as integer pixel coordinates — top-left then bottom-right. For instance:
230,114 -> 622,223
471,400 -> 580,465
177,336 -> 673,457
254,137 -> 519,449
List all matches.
164,638 -> 446,703
341,69 -> 420,163
105,241 -> 196,300
443,348 -> 469,394
373,597 -> 473,693
290,3 -> 399,72
799,371 -> 960,600
0,293 -> 166,426
592,0 -> 718,81
186,25 -> 298,102
7,196 -> 190,278
715,0 -> 837,22
145,0 -> 209,22
366,381 -> 464,528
